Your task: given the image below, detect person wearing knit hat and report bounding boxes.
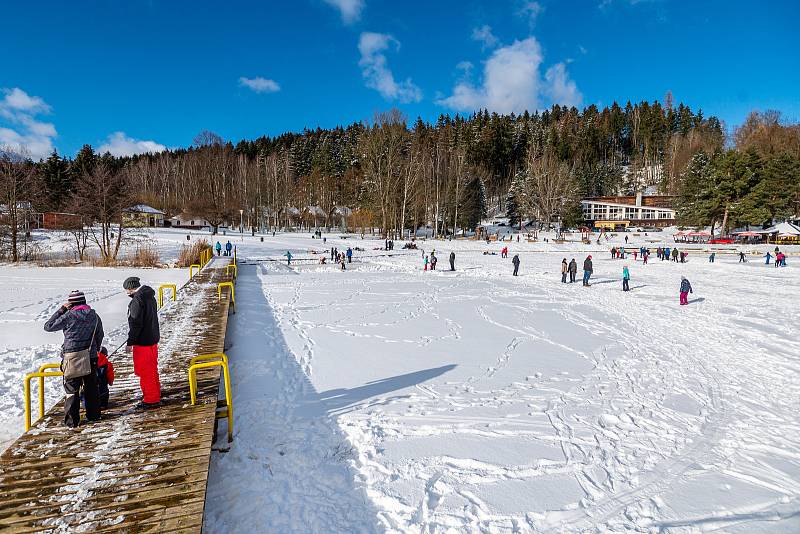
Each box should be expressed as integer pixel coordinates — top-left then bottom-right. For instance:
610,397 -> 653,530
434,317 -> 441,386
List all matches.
67,290 -> 87,307
44,290 -> 104,427
123,277 -> 162,408
123,277 -> 141,291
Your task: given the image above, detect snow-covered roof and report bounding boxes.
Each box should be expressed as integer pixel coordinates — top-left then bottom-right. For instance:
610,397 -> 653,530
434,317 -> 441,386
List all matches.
762,222 -> 800,236
126,204 -> 165,215
305,206 -> 327,217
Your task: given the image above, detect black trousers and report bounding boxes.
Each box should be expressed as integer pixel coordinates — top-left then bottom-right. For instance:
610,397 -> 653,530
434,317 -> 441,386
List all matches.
64,367 -> 100,427
450,260 -> 455,271
513,265 -> 519,276
561,272 -> 567,283
623,279 -> 630,291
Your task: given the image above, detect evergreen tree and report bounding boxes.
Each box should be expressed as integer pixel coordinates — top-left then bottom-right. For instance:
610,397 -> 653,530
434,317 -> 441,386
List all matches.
458,175 -> 487,231
39,150 -> 71,211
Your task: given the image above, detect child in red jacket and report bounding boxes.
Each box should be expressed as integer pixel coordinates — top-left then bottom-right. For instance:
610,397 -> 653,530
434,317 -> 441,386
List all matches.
96,346 -> 115,408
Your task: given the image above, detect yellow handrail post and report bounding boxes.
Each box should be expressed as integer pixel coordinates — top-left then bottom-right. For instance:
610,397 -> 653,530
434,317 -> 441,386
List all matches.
37,363 -> 62,420
24,369 -> 64,431
188,354 -> 233,442
218,281 -> 235,311
226,264 -> 237,280
189,264 -> 201,280
158,283 -> 177,308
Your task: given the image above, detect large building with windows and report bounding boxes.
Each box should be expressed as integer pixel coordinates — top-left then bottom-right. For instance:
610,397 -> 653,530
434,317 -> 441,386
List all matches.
581,193 -> 675,230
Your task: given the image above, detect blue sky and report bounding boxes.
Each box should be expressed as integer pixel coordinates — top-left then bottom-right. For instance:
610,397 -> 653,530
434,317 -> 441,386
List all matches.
1,0 -> 798,159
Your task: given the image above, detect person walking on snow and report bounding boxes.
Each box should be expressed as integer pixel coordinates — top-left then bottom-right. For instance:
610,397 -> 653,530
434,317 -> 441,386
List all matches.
625,235 -> 629,244
449,251 -> 455,271
285,251 -> 293,265
123,277 -> 161,409
512,254 -> 520,276
215,241 -> 222,256
671,248 -> 679,262
764,251 -> 772,265
225,240 -> 232,257
43,290 -> 104,427
340,253 -> 346,270
622,264 -> 630,292
430,252 -> 437,271
561,258 -> 568,283
424,255 -> 429,271
709,252 -> 715,263
346,247 -> 352,263
582,255 -> 593,286
679,276 -> 693,305
643,250 -> 649,265
568,258 -> 577,283
739,251 -> 746,263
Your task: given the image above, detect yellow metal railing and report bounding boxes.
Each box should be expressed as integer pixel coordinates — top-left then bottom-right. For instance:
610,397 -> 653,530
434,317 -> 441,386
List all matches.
188,353 -> 233,443
226,264 -> 237,280
158,283 -> 177,308
24,363 -> 63,431
189,263 -> 201,280
218,281 -> 235,311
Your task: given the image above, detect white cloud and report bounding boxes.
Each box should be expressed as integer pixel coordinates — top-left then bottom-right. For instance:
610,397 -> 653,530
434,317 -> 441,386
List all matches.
437,37 -> 582,114
544,63 -> 583,107
98,131 -> 166,157
519,1 -> 543,26
323,0 -> 365,24
358,32 -> 422,103
238,76 -> 281,94
471,25 -> 499,49
0,87 -> 56,159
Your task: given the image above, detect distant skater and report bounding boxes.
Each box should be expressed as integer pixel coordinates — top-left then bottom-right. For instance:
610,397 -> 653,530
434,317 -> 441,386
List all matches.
582,255 -> 593,286
285,251 -> 292,265
449,251 -> 455,271
739,251 -> 746,263
679,276 -> 693,305
622,264 -> 630,292
561,258 -> 568,283
512,254 -> 520,276
568,258 -> 577,283
709,252 -> 715,263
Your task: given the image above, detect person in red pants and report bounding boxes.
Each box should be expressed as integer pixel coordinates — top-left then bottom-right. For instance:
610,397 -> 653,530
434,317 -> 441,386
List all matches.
124,277 -> 161,409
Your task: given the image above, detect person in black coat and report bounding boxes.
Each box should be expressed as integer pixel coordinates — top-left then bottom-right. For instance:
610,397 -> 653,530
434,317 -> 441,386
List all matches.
512,254 -> 520,276
449,251 -> 456,271
568,258 -> 578,283
43,290 -> 103,427
124,277 -> 162,408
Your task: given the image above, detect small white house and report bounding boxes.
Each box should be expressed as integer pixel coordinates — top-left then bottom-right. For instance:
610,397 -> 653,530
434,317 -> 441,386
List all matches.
168,213 -> 220,230
124,204 -> 165,227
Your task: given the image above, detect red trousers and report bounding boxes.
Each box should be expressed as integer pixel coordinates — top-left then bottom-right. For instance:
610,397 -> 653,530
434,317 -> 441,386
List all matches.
679,291 -> 689,305
133,344 -> 161,403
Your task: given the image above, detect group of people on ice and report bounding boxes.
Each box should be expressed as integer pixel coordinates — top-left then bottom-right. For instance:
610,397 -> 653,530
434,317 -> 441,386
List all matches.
44,277 -> 162,427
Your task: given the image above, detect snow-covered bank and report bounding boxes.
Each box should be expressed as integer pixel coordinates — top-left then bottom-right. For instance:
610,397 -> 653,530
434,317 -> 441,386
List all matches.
206,231 -> 800,533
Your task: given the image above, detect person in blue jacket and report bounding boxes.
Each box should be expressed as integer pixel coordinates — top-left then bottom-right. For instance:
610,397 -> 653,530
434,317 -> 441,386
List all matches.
215,241 -> 222,256
679,277 -> 693,305
225,240 -> 232,256
622,264 -> 630,292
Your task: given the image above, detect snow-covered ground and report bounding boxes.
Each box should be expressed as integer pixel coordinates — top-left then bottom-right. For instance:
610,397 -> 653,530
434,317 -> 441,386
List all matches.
2,228 -> 799,532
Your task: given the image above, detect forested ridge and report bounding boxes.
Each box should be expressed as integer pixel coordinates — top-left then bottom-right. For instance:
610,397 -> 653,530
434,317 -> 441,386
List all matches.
3,100 -> 800,252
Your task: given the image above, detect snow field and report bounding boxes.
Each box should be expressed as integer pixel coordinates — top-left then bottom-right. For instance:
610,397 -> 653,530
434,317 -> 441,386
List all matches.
203,231 -> 800,532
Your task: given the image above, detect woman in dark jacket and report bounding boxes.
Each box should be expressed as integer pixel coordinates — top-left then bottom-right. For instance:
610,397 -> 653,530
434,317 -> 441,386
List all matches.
43,290 -> 104,427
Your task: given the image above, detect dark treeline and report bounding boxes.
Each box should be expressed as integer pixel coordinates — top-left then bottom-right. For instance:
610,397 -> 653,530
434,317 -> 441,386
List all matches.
4,100 -> 799,262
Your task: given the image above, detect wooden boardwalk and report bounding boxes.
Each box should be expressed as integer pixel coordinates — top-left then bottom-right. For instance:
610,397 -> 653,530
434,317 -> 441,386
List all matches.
0,258 -> 234,533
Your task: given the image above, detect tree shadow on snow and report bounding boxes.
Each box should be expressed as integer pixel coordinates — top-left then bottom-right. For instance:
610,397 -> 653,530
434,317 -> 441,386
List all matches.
309,365 -> 457,417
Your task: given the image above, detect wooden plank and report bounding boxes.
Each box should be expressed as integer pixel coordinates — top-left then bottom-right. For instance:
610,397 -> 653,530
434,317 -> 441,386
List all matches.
0,259 -> 235,532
